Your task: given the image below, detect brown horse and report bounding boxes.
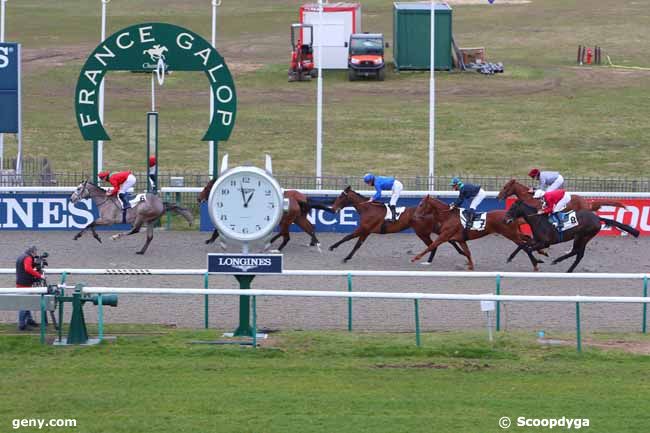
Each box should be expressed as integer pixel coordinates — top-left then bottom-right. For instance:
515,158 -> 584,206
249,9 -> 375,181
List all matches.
328,186 -> 468,263
198,179 -> 333,251
410,195 -> 543,271
497,179 -> 627,211
506,199 -> 639,272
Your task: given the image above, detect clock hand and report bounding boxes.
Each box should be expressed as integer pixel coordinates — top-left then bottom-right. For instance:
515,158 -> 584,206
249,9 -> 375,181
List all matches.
240,183 -> 247,207
244,189 -> 255,206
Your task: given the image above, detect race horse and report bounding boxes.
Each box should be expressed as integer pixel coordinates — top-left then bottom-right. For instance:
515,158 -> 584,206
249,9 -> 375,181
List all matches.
198,179 -> 333,251
497,178 -> 629,261
328,186 -> 468,263
505,199 -> 639,272
497,179 -> 627,211
409,195 -> 544,271
70,180 -> 193,255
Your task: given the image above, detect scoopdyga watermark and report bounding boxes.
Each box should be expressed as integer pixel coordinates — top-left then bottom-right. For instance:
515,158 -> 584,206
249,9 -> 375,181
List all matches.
499,416 -> 590,429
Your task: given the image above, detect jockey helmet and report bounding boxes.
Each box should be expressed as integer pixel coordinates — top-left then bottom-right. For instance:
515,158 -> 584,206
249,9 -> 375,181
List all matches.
363,173 -> 375,183
450,177 -> 462,187
528,168 -> 540,178
98,171 -> 110,180
533,189 -> 545,199
149,156 -> 157,167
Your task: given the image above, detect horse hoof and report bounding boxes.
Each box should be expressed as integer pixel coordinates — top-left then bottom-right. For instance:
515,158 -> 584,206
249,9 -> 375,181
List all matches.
204,240 -> 211,245
219,242 -> 227,251
269,249 -> 280,254
328,246 -> 335,252
136,251 -> 145,255
419,261 -> 432,266
315,243 -> 322,254
111,235 -> 119,241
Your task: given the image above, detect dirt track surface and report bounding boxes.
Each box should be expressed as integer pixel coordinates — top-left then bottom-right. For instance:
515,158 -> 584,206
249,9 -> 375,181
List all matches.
0,231 -> 648,333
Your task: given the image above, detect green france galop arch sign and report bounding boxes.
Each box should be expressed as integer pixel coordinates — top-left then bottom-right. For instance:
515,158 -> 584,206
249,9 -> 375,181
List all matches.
75,22 -> 237,142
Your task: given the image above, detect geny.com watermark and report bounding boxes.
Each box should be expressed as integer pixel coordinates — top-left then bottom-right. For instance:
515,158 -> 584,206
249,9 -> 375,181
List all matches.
12,419 -> 77,430
499,416 -> 590,429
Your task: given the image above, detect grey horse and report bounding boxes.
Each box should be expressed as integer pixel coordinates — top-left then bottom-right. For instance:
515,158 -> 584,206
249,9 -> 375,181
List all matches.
70,179 -> 193,254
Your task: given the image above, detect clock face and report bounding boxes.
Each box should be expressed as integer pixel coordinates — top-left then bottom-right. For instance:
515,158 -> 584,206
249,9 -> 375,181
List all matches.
208,167 -> 283,242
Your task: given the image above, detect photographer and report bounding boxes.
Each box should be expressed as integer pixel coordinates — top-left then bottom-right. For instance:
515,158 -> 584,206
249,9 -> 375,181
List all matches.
16,246 -> 44,331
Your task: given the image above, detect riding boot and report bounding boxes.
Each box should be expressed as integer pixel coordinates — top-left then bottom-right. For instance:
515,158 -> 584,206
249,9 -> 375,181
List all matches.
463,209 -> 474,240
118,193 -> 130,225
389,205 -> 397,223
118,193 -> 131,210
554,213 -> 564,232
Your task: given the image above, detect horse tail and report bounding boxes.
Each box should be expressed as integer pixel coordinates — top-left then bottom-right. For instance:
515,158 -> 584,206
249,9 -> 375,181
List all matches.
598,217 -> 639,238
303,198 -> 335,214
590,200 -> 627,211
163,202 -> 194,226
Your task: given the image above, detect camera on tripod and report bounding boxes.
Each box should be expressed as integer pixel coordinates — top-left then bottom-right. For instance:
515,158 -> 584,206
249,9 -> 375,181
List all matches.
32,252 -> 49,274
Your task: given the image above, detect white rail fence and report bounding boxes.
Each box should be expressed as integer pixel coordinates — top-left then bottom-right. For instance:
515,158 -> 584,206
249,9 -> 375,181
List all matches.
0,268 -> 648,351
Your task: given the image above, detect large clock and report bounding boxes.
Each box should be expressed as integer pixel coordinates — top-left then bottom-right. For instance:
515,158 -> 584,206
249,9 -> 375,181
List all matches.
207,166 -> 284,242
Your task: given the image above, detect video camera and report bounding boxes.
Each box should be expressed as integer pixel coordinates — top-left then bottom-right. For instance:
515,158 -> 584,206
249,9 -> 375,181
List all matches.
32,252 -> 49,273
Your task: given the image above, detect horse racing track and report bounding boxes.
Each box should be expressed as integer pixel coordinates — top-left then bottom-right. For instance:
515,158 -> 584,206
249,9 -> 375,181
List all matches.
0,231 -> 647,333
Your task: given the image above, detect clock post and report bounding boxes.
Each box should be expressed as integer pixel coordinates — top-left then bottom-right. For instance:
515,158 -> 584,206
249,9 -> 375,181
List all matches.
207,155 -> 288,341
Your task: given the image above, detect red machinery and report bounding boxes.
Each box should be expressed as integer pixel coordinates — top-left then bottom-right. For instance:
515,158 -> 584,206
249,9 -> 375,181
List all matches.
289,23 -> 318,82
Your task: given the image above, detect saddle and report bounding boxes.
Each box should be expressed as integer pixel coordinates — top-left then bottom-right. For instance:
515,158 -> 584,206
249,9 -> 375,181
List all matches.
128,193 -> 147,208
459,208 -> 487,231
383,204 -> 405,221
548,210 -> 578,232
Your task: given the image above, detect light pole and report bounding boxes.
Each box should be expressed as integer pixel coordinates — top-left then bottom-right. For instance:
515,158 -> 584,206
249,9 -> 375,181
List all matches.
315,0 -> 324,189
429,0 -> 436,189
94,0 -> 110,181
209,0 -> 221,179
0,0 -> 8,171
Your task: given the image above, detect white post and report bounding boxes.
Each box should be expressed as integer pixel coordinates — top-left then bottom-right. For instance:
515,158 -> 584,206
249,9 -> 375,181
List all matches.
209,0 -> 220,178
15,40 -> 20,175
315,0 -> 324,189
98,0 -> 109,173
150,74 -> 155,112
0,0 -> 7,171
428,0 -> 436,190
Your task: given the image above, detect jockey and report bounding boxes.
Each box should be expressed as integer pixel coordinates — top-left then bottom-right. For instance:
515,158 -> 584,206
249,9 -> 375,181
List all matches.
363,173 -> 403,222
449,177 -> 486,231
528,168 -> 564,192
533,189 -> 572,231
98,170 -> 137,209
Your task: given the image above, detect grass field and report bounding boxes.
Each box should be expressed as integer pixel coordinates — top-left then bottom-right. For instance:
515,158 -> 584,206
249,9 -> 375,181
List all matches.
1,327 -> 650,433
1,0 -> 649,177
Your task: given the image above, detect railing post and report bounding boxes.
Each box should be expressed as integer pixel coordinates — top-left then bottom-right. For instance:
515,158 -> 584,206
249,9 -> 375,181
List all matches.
643,276 -> 648,334
165,191 -> 171,229
576,302 -> 582,353
97,293 -> 104,342
59,271 -> 67,285
347,273 -> 352,332
414,299 -> 421,347
495,274 -> 501,332
252,296 -> 257,349
204,272 -> 209,329
39,294 -> 46,345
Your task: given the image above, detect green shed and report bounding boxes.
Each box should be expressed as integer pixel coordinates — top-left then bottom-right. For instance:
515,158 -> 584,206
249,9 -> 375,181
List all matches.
393,2 -> 453,71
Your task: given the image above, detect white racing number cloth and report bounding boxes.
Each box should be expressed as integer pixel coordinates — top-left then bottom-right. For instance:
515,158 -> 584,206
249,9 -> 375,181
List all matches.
390,180 -> 403,206
469,188 -> 487,210
553,192 -> 571,213
119,174 -> 137,194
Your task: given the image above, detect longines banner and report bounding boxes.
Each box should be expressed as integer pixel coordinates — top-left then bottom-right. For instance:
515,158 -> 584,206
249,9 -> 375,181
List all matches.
201,197 -> 650,236
0,194 -> 128,230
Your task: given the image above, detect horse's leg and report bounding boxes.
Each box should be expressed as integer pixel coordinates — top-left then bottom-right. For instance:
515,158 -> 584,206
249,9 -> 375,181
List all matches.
89,223 -> 102,243
411,233 -> 451,263
329,228 -> 364,251
294,215 -> 320,250
448,241 -> 466,257
136,223 -> 154,255
457,241 -> 475,271
343,233 -> 369,263
506,245 -> 524,263
112,219 -> 142,241
205,229 -> 219,245
73,226 -> 88,240
415,232 -> 436,265
270,220 -> 291,252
